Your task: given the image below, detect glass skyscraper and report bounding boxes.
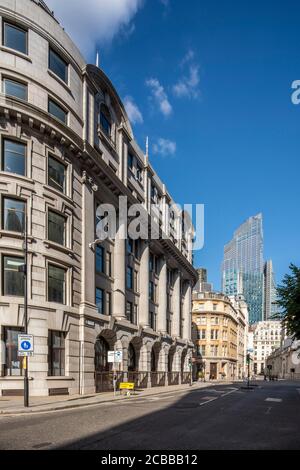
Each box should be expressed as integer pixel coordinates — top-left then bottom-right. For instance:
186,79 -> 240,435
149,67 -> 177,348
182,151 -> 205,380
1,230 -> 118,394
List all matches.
222,213 -> 264,324
263,260 -> 279,320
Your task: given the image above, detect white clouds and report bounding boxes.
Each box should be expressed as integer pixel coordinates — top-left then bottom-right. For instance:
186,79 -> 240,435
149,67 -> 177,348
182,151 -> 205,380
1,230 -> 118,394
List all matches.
153,138 -> 176,157
46,0 -> 143,58
180,49 -> 195,66
173,50 -> 200,99
145,78 -> 172,117
124,96 -> 143,124
173,64 -> 200,99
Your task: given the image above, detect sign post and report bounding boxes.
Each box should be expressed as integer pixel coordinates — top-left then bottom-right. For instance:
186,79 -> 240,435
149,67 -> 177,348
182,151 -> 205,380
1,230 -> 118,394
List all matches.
246,353 -> 251,388
22,215 -> 29,407
18,333 -> 34,407
108,350 -> 123,396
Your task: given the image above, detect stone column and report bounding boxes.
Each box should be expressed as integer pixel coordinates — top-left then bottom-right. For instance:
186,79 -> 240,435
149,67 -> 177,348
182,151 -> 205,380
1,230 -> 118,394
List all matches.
157,256 -> 167,334
113,222 -> 126,320
183,281 -> 192,341
172,269 -> 181,337
81,172 -> 96,308
139,241 -> 150,327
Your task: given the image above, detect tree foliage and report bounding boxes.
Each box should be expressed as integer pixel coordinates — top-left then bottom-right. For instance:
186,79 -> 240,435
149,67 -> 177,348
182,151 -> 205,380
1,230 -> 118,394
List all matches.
277,264 -> 300,340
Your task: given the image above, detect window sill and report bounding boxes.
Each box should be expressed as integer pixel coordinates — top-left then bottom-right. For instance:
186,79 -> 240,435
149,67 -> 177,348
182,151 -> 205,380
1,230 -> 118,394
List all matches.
0,376 -> 33,381
43,240 -> 74,257
0,46 -> 32,63
95,271 -> 114,282
98,127 -> 118,159
47,70 -> 72,95
42,185 -> 74,206
0,230 -> 34,241
46,376 -> 74,381
0,171 -> 34,184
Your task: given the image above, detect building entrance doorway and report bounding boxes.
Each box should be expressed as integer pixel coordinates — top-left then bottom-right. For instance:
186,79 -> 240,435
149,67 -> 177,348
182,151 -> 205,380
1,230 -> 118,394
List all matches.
210,362 -> 217,380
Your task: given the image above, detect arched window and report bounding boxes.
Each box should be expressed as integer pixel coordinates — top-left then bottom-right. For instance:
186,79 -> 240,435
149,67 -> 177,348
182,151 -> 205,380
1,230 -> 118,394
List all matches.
95,337 -> 110,372
168,352 -> 173,373
100,104 -> 112,138
151,348 -> 156,372
128,343 -> 136,372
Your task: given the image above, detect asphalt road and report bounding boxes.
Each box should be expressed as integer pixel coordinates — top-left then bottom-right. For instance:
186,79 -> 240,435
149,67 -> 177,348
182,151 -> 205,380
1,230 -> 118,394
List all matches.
0,381 -> 299,450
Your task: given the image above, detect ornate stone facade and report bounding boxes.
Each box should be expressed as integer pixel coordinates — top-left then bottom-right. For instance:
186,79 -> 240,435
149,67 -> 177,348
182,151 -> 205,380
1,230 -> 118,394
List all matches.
0,0 -> 197,396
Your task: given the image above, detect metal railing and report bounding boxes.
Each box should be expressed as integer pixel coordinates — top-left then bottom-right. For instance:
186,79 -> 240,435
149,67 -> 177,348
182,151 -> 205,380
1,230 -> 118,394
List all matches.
168,372 -> 180,386
181,372 -> 192,384
127,371 -> 149,389
151,372 -> 166,387
95,371 -> 124,393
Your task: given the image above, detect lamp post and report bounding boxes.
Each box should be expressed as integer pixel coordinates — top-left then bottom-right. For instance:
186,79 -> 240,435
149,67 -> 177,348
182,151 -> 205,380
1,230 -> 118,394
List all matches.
23,214 -> 29,408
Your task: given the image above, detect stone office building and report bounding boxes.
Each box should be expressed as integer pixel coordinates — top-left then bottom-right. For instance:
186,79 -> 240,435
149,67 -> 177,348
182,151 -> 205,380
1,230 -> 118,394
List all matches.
0,0 -> 197,396
192,292 -> 244,381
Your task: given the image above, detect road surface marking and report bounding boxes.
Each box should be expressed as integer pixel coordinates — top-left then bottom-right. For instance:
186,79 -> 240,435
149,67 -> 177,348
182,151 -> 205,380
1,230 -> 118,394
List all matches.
265,398 -> 282,402
200,397 -> 218,406
221,388 -> 239,397
265,407 -> 272,415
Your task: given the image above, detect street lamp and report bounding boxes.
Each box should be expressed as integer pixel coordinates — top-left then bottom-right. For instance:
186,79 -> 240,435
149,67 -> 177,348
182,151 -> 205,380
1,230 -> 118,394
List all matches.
23,214 -> 29,407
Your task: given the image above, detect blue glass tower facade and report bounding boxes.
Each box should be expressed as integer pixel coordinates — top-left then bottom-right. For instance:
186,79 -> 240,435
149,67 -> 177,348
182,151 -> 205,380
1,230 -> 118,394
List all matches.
222,213 -> 264,324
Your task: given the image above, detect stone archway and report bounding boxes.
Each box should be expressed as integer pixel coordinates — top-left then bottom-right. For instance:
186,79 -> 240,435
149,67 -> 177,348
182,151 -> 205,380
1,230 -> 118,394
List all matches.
94,335 -> 112,393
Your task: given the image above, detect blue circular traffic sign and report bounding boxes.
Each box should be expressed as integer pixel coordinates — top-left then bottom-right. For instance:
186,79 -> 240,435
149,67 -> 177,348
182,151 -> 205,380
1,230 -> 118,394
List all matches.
21,341 -> 31,351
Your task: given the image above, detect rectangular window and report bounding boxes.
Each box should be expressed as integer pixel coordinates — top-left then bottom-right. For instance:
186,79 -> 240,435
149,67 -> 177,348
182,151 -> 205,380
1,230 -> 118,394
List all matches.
2,197 -> 25,233
96,245 -> 104,273
3,326 -> 24,376
2,139 -> 26,176
96,288 -> 104,314
128,152 -> 134,170
127,238 -> 134,255
126,301 -> 134,323
100,110 -> 111,137
48,155 -> 66,193
3,22 -> 27,54
48,98 -> 68,124
48,330 -> 65,376
48,210 -> 66,246
3,78 -> 27,100
48,264 -> 66,304
134,270 -> 138,292
149,253 -> 154,272
49,47 -> 68,83
136,165 -> 143,184
127,266 -> 133,290
149,311 -> 156,330
149,281 -> 155,302
3,256 -> 24,296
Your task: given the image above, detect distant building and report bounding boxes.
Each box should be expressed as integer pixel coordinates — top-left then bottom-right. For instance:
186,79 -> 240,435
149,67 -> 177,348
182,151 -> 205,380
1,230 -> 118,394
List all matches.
266,337 -> 300,379
263,260 -> 279,320
192,291 -> 248,381
222,214 -> 264,324
229,294 -> 249,379
251,321 -> 282,374
194,268 -> 213,293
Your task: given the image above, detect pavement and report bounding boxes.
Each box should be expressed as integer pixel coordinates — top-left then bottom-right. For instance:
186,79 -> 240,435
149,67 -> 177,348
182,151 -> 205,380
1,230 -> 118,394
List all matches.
0,380 -> 299,450
0,379 -> 229,415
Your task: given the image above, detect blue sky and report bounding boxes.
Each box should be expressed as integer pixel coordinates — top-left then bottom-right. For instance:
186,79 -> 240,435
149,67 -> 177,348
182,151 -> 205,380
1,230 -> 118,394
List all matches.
47,0 -> 300,290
